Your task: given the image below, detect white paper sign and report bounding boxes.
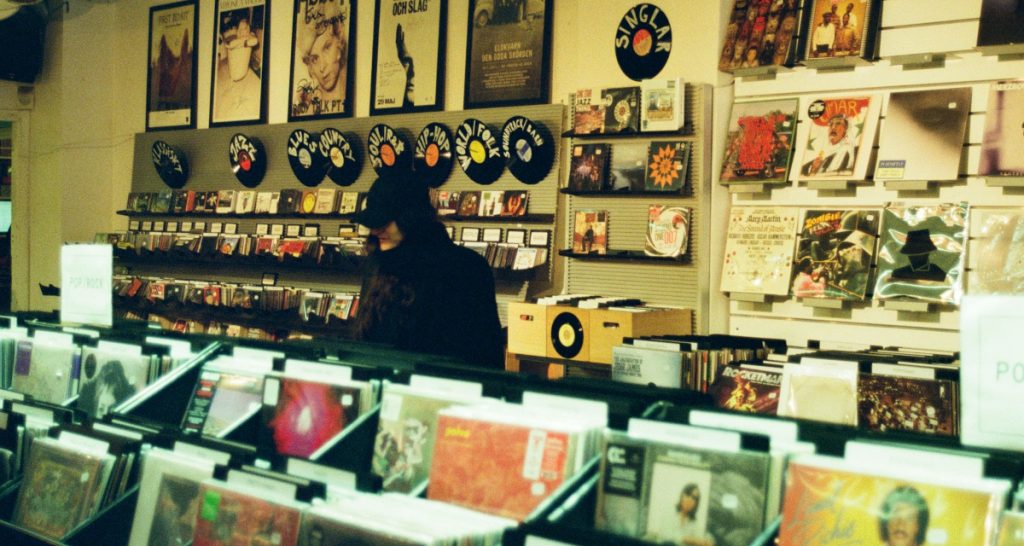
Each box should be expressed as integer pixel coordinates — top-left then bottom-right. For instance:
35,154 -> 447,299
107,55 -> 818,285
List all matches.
60,244 -> 113,327
961,296 -> 1024,450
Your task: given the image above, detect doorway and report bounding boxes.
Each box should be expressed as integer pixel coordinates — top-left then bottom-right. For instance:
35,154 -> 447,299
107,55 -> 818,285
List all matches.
0,121 -> 11,312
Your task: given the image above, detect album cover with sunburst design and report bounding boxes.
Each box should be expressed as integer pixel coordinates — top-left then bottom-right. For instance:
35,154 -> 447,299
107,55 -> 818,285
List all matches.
643,141 -> 689,192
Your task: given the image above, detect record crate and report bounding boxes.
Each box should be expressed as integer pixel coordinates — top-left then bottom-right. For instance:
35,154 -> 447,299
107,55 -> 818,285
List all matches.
507,303 -> 692,364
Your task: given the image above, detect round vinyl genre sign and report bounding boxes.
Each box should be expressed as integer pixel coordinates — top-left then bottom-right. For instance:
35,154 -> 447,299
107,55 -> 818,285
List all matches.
615,3 -> 672,81
502,116 -> 554,185
454,118 -> 504,185
151,140 -> 189,189
287,129 -> 328,187
228,133 -> 267,188
367,123 -> 411,177
319,128 -> 362,186
414,122 -> 454,188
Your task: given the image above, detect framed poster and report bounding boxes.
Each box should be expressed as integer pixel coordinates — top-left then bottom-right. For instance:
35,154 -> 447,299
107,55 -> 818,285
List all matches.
370,0 -> 447,115
210,0 -> 270,127
464,0 -> 552,108
288,0 -> 356,121
146,0 -> 199,131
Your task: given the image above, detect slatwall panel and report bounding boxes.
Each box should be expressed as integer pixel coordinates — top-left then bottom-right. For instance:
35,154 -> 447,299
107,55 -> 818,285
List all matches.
127,104 -> 565,326
725,0 -> 1024,351
564,84 -> 713,333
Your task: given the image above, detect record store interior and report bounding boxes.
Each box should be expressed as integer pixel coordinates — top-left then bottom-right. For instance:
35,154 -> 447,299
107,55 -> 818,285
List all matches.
1,0 -> 1024,544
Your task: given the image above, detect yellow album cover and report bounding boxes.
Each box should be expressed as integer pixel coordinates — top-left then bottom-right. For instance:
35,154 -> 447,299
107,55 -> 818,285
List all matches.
780,457 -> 1006,546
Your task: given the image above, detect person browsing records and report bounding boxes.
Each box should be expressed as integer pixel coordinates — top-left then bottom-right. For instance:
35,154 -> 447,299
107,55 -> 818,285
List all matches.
352,173 -> 504,368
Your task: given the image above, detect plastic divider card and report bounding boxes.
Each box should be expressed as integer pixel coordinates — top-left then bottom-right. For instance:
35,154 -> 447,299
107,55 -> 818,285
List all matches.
173,441 -> 232,466
843,440 -> 985,479
688,409 -> 799,444
627,418 -> 742,452
409,374 -> 484,398
96,340 -> 144,355
522,391 -> 609,428
283,359 -> 352,382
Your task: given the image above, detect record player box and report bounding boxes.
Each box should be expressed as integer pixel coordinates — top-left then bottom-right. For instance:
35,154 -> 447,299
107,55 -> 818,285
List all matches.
589,307 -> 692,364
507,302 -> 549,357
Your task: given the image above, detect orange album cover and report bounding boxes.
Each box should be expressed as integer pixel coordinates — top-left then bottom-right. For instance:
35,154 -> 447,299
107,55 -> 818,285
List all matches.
779,458 -> 1005,546
427,414 -> 570,521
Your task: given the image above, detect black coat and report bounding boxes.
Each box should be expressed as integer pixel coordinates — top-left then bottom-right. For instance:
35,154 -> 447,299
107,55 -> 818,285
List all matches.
357,229 -> 505,369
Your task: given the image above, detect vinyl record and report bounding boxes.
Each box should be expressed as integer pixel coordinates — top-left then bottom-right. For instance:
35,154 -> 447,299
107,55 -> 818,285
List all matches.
320,128 -> 362,186
614,3 -> 672,81
454,118 -> 504,185
367,123 -> 411,177
550,311 -> 585,359
151,141 -> 189,189
228,133 -> 268,188
502,116 -> 554,185
287,129 -> 328,187
414,122 -> 454,188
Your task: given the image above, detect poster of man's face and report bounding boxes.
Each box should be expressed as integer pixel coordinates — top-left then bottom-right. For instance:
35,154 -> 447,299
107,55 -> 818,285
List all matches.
289,0 -> 353,119
370,0 -> 446,115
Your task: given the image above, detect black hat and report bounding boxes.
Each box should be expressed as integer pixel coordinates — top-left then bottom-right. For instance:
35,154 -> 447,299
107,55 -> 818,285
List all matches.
900,229 -> 937,255
352,174 -> 431,229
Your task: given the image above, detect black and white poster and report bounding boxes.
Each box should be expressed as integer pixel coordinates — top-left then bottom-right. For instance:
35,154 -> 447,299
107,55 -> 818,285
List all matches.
464,0 -> 552,108
147,0 -> 198,130
210,0 -> 269,126
288,0 -> 355,120
370,0 -> 446,115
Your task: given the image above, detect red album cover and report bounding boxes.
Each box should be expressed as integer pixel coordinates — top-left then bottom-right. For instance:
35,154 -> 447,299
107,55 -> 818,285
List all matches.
264,378 -> 360,458
428,414 -> 570,521
710,365 -> 782,415
193,483 -> 302,546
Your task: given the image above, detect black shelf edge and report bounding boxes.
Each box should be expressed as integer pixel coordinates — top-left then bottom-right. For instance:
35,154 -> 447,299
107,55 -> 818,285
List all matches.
439,214 -> 555,223
558,249 -> 691,263
115,299 -> 352,338
561,125 -> 695,139
559,189 -> 691,197
114,251 -> 366,272
117,210 -> 360,220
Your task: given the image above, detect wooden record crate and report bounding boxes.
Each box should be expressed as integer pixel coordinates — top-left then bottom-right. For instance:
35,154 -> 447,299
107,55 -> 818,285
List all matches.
588,307 -> 692,364
507,302 -> 550,357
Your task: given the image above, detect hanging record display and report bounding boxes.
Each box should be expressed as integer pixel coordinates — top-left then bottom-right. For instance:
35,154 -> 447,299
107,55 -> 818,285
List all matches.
151,140 -> 190,188
287,129 -> 328,187
414,123 -> 454,188
550,311 -> 585,359
228,133 -> 268,188
502,116 -> 554,185
319,128 -> 362,187
454,118 -> 504,185
367,124 -> 412,177
614,3 -> 672,81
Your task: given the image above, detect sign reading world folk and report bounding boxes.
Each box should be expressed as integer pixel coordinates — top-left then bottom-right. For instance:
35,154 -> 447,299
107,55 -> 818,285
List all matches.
615,3 -> 672,81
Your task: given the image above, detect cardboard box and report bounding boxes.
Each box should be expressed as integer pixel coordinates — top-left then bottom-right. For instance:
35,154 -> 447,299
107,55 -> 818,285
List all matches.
507,302 -> 548,357
589,307 -> 693,364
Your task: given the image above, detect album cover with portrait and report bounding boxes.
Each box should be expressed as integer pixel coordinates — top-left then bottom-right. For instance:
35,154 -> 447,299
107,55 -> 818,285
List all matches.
804,0 -> 878,61
192,481 -> 304,546
875,88 -> 971,182
792,209 -> 879,301
644,141 -> 688,192
260,374 -> 362,459
77,347 -> 151,419
720,206 -> 800,295
720,98 -> 799,186
858,373 -> 957,437
874,203 -> 968,304
968,209 -> 1024,295
779,455 -> 1009,546
573,210 -> 609,255
458,191 -> 481,217
795,95 -> 881,182
719,0 -> 803,72
980,81 -> 1024,177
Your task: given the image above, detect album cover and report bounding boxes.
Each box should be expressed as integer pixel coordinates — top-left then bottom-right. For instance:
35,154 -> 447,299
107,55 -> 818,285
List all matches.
11,340 -> 78,404
151,190 -> 173,214
720,99 -> 799,185
77,347 -> 151,419
796,95 -> 881,181
573,88 -> 606,134
791,209 -> 880,300
234,190 -> 256,214
720,206 -> 800,295
640,77 -> 685,132
279,189 -> 303,214
858,373 -> 957,436
428,414 -> 572,521
501,191 -> 528,217
977,0 -> 1024,51
372,386 -> 473,493
338,191 -> 362,215
874,203 -> 968,304
997,510 -> 1024,546
181,369 -> 264,437
254,191 -> 278,214
779,456 -> 1007,546
804,0 -> 876,60
601,86 -> 641,133
13,438 -> 113,540
435,191 -> 462,216
300,190 -> 318,214
608,142 -> 648,192
644,205 -> 691,258
314,188 -> 338,215
969,209 -> 1024,294
134,192 -> 153,213
596,432 -> 649,537
573,210 -> 609,255
719,0 -> 803,71
328,294 -> 356,321
458,191 -> 481,216
641,437 -> 772,546
980,81 -> 1024,177
262,376 -> 360,459
298,508 -> 428,546
709,365 -> 782,415
611,345 -> 683,388
192,481 -> 303,546
875,88 -> 972,182
479,191 -> 505,217
644,141 -> 688,192
778,362 -> 859,425
215,190 -> 236,214
568,144 -> 611,192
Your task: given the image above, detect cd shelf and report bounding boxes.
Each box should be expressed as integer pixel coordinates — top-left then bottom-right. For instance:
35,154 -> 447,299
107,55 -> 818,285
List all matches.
114,251 -> 366,272
440,213 -> 555,224
558,249 -> 691,264
560,126 -> 694,139
559,189 -> 689,197
114,299 -> 352,339
117,210 -> 360,220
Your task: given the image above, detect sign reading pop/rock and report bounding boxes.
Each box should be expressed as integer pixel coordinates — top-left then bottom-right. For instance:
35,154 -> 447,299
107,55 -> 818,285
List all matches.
61,244 -> 113,327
